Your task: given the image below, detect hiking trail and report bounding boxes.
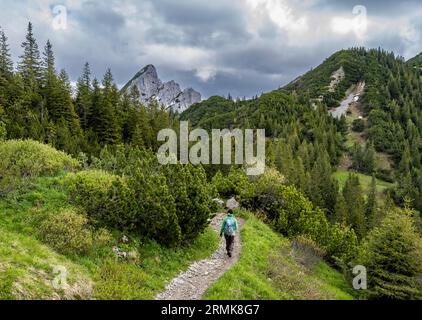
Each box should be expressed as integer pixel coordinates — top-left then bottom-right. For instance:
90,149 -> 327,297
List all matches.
155,212 -> 245,300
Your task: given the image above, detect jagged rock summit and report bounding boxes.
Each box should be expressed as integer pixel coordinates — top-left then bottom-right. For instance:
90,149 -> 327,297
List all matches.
121,64 -> 201,112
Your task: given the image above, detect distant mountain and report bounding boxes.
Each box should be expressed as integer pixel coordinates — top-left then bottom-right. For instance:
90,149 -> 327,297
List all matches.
121,65 -> 201,112
408,53 -> 422,81
282,49 -> 371,109
181,48 -> 422,212
407,52 -> 422,68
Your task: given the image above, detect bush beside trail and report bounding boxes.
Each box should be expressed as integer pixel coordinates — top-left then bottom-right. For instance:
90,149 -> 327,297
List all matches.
63,148 -> 215,247
213,168 -> 358,263
0,139 -> 79,178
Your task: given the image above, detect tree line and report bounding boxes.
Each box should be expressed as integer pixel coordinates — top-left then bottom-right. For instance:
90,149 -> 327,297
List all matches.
0,23 -> 173,157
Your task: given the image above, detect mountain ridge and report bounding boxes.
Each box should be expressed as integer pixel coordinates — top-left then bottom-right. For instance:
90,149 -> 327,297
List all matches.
121,64 -> 201,112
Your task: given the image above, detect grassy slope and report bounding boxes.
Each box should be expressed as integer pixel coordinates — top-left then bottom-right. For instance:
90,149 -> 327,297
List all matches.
333,170 -> 394,194
204,212 -> 355,300
0,227 -> 92,300
0,175 -> 220,300
94,228 -> 219,299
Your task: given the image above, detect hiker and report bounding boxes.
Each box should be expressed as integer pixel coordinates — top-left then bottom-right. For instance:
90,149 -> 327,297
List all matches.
220,209 -> 238,257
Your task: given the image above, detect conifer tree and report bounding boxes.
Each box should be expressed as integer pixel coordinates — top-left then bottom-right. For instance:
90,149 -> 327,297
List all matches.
309,152 -> 338,213
365,175 -> 378,228
335,193 -> 348,225
89,78 -> 102,137
96,69 -> 120,145
0,27 -> 13,76
129,169 -> 181,247
57,69 -> 80,128
18,22 -> 42,88
75,63 -> 92,130
358,206 -> 422,300
343,174 -> 366,238
41,40 -> 58,121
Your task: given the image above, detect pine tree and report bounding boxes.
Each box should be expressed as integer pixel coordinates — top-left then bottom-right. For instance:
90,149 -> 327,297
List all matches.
352,143 -> 364,172
120,92 -> 134,143
0,27 -> 13,76
309,151 -> 338,213
161,164 -> 211,242
89,78 -> 102,136
343,174 -> 366,238
18,22 -> 42,88
75,62 -> 92,130
95,69 -> 120,145
365,175 -> 378,228
129,169 -> 181,247
120,85 -> 143,144
42,40 -> 55,79
184,164 -> 213,240
41,40 -> 58,121
57,69 -> 80,128
335,193 -> 348,225
364,143 -> 376,174
266,140 -> 275,167
358,206 -> 422,300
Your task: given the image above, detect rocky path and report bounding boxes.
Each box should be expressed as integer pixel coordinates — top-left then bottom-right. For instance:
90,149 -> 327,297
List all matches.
155,212 -> 244,300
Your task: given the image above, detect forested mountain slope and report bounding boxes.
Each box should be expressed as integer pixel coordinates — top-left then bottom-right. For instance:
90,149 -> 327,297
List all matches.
408,53 -> 422,81
182,48 -> 422,213
408,53 -> 422,68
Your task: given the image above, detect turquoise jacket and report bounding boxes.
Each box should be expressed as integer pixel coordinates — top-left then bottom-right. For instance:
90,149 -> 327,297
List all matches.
220,214 -> 238,237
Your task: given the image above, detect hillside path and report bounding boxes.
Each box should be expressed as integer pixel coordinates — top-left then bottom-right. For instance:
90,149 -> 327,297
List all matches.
155,212 -> 245,300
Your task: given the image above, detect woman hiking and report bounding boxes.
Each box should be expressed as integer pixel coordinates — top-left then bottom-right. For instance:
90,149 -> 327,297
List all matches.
219,209 -> 238,257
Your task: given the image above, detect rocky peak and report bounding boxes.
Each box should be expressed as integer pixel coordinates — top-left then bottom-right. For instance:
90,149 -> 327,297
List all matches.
122,65 -> 201,112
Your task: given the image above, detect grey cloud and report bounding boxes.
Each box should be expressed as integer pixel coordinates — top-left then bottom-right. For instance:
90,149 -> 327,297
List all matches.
75,1 -> 126,33
312,0 -> 421,16
144,0 -> 251,48
0,0 -> 421,99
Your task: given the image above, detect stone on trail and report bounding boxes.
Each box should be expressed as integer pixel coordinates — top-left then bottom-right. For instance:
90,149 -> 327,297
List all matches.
212,198 -> 225,207
226,197 -> 240,209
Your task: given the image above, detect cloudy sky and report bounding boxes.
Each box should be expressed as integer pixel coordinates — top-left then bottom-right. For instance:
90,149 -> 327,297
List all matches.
0,0 -> 421,98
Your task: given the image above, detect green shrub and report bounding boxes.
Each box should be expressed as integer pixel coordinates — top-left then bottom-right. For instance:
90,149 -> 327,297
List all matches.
64,166 -> 212,248
240,168 -> 285,210
241,168 -> 357,262
65,145 -> 216,247
211,170 -> 233,197
163,164 -> 212,242
212,167 -> 252,199
39,209 -> 93,255
323,223 -> 357,262
93,228 -> 114,249
129,169 -> 181,247
63,170 -> 136,229
352,119 -> 365,132
0,139 -> 79,178
0,121 -> 6,141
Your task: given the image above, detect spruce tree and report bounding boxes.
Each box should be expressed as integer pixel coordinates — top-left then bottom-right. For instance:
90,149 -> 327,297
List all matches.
363,143 -> 376,174
97,69 -> 120,145
358,206 -> 422,300
0,27 -> 13,76
309,151 -> 338,213
41,40 -> 58,121
365,175 -> 378,228
18,22 -> 42,88
335,193 -> 348,225
75,63 -> 92,130
343,174 -> 366,238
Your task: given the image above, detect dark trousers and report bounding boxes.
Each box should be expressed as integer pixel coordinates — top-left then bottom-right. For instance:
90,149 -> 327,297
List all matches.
224,234 -> 235,255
